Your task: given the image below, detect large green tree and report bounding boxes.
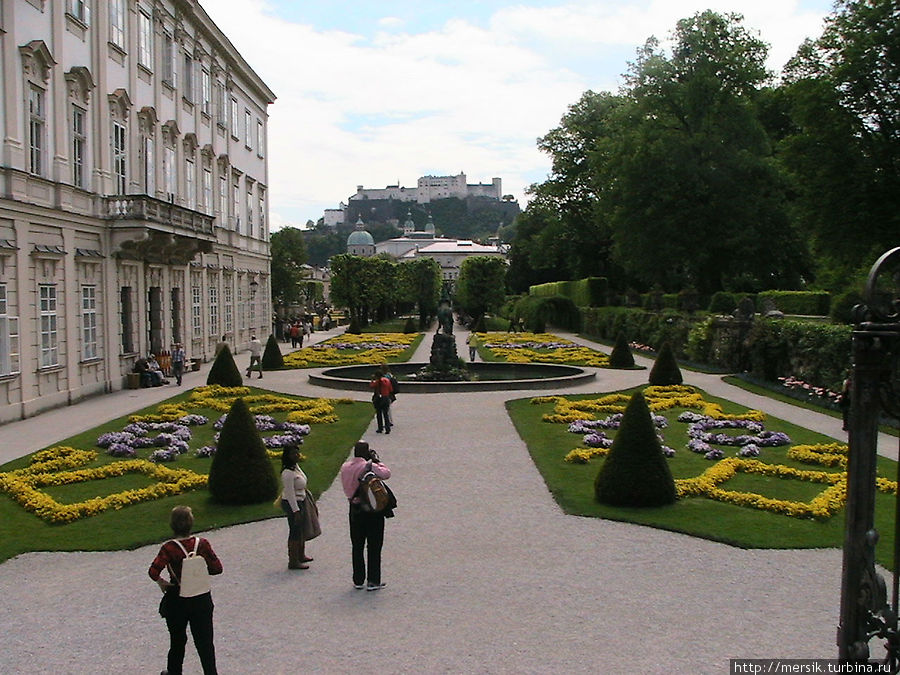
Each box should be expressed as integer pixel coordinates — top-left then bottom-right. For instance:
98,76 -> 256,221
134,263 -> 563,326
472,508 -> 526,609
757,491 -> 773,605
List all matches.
270,227 -> 308,304
329,254 -> 398,326
600,11 -> 809,294
399,257 -> 441,327
778,0 -> 900,288
455,256 -> 508,321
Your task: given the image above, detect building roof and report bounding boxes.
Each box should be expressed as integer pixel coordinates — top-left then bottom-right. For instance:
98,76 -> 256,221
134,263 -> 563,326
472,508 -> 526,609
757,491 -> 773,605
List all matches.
347,229 -> 375,246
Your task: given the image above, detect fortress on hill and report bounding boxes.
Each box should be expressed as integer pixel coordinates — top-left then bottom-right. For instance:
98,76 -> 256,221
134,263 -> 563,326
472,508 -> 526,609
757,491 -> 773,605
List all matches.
324,172 -> 503,226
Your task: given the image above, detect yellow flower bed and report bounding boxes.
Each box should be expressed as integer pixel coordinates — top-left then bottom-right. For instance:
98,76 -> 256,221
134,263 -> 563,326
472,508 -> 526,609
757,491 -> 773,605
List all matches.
0,446 -> 207,523
564,447 -> 610,464
536,385 -> 766,424
0,387 -> 349,523
283,332 -> 418,368
478,332 -> 610,367
787,443 -> 848,468
674,456 -> 849,520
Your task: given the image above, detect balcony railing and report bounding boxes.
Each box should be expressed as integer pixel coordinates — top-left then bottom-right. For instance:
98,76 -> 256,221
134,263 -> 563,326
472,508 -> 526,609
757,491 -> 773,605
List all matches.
105,194 -> 215,238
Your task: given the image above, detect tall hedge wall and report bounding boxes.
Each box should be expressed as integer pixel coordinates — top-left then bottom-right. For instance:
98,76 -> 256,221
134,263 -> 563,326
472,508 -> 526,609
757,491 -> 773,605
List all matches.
529,277 -> 607,307
756,291 -> 830,315
581,307 -> 697,356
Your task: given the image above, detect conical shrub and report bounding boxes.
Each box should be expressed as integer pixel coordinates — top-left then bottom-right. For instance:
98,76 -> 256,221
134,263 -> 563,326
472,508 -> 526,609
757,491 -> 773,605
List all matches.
648,341 -> 683,385
262,333 -> 284,369
206,343 -> 243,387
609,332 -> 635,369
208,397 -> 278,504
594,391 -> 676,507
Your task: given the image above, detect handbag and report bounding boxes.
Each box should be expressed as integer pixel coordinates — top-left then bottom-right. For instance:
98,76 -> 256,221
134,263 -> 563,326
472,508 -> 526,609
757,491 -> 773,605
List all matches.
301,490 -> 322,540
158,588 -> 176,618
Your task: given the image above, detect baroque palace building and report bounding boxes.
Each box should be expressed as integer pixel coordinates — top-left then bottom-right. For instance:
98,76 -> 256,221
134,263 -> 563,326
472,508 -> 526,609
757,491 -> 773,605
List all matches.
0,0 -> 275,423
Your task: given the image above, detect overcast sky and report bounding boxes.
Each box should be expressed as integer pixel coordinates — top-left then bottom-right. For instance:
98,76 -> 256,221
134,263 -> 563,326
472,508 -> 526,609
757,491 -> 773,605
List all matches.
202,0 -> 836,230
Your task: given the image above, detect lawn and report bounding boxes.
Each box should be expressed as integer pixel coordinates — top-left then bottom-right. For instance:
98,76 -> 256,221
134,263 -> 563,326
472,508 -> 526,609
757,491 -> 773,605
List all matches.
0,385 -> 373,563
506,385 -> 899,567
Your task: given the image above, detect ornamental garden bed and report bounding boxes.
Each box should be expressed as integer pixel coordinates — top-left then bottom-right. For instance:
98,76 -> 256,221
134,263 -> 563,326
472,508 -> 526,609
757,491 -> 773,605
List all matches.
282,332 -> 422,369
506,384 -> 899,567
476,332 -> 610,367
0,385 -> 373,563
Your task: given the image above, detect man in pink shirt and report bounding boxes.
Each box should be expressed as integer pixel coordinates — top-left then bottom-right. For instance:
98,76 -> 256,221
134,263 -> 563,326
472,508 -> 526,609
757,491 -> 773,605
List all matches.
340,440 -> 392,591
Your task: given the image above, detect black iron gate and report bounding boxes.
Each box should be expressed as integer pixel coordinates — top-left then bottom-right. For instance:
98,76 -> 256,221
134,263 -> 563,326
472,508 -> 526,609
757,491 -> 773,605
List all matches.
838,247 -> 900,667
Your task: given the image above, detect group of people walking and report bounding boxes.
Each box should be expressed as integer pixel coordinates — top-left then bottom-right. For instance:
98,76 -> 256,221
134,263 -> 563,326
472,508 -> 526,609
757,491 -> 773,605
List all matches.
148,439 -> 394,675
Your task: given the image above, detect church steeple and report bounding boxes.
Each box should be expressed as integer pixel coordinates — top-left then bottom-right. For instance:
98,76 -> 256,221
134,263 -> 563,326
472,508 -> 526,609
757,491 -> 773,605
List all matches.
403,210 -> 415,235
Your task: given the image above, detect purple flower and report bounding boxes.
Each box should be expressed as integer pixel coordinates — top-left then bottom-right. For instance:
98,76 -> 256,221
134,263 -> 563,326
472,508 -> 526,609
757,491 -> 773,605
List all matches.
688,439 -> 711,454
178,414 -> 209,426
122,423 -> 148,436
738,444 -> 761,457
583,432 -> 612,448
107,443 -> 137,458
661,445 -> 676,457
97,431 -> 136,448
704,448 -> 724,460
149,448 -> 178,463
195,446 -> 217,458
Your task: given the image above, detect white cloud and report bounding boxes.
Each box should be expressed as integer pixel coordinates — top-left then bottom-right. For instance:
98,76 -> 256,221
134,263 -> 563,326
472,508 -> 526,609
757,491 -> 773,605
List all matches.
203,0 -> 831,228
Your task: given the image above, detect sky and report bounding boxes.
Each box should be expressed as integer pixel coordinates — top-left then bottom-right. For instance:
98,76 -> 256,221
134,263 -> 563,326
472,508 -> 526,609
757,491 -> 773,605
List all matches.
201,0 -> 837,231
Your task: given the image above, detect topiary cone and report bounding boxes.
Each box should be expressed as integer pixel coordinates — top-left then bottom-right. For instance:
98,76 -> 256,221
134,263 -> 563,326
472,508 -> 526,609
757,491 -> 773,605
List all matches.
262,333 -> 284,370
609,332 -> 635,368
594,390 -> 676,507
206,343 -> 244,387
648,341 -> 683,385
208,397 -> 278,504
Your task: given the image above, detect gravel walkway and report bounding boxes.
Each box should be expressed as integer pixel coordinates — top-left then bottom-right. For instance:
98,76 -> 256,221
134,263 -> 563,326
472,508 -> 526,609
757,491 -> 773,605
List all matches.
0,328 -> 882,674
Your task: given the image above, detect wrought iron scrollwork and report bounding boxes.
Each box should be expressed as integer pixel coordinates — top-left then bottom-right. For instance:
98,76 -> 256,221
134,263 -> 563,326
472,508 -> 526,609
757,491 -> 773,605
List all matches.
839,247 -> 900,671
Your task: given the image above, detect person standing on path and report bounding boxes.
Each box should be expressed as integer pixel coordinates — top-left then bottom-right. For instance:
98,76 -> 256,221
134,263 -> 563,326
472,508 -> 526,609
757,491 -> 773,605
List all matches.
246,335 -> 263,379
170,342 -> 186,386
280,445 -> 312,570
369,367 -> 393,433
340,440 -> 391,591
149,505 -> 223,675
466,331 -> 478,361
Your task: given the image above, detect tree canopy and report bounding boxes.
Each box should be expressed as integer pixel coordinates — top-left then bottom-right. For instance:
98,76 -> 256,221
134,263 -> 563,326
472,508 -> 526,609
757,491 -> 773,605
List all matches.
270,227 -> 308,304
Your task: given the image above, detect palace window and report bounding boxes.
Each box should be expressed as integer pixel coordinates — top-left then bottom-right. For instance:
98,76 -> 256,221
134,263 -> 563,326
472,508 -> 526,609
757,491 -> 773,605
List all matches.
257,120 -> 264,156
224,282 -> 233,334
0,284 -> 20,377
209,285 -> 218,336
185,157 -> 195,210
120,286 -> 134,353
183,53 -> 194,102
191,286 -> 202,338
219,174 -> 227,220
109,0 -> 125,48
162,32 -> 176,87
138,11 -> 153,68
29,85 -> 45,176
112,121 -> 126,194
39,284 -> 59,368
244,109 -> 252,148
201,69 -> 211,115
230,98 -> 239,138
82,285 -> 98,360
72,105 -> 86,188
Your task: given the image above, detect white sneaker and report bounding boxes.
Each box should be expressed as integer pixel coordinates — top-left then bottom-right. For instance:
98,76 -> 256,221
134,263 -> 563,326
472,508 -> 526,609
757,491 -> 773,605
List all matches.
354,583 -> 365,590
366,582 -> 386,591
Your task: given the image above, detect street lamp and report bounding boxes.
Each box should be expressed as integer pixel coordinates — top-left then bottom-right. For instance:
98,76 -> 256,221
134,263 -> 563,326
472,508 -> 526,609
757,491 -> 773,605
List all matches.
249,277 -> 259,296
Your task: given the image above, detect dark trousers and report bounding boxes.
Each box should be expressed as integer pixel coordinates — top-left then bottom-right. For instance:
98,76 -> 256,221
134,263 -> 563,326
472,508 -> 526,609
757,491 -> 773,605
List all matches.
374,397 -> 392,432
349,506 -> 385,585
164,592 -> 217,675
281,498 -> 305,541
172,361 -> 184,385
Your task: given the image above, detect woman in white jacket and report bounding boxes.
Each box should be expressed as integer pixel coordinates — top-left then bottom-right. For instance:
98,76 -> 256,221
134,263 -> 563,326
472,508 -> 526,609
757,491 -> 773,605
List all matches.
280,445 -> 312,569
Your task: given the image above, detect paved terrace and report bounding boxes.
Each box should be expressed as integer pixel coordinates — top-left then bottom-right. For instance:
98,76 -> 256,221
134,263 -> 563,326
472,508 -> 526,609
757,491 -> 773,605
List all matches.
0,327 -> 893,674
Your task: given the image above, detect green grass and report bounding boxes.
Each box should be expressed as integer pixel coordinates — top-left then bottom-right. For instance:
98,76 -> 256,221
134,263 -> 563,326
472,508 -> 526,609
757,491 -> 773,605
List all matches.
506,386 -> 899,567
0,386 -> 373,563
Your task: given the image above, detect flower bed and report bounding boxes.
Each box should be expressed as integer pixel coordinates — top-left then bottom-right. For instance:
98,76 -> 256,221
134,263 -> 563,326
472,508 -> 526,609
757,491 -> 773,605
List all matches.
0,386 -> 348,523
535,386 -> 895,521
478,332 -> 610,367
282,332 -> 419,368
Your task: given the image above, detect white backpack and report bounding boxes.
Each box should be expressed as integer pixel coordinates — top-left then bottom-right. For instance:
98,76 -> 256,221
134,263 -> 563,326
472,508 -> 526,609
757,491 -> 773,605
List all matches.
170,538 -> 210,598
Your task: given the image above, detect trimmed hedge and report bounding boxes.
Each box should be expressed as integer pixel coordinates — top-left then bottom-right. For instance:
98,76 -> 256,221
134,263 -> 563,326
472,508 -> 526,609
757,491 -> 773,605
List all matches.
581,307 -> 697,356
594,391 -> 676,507
206,344 -> 243,387
514,295 -> 581,331
756,290 -> 830,316
261,334 -> 284,370
529,277 -> 607,307
648,341 -> 683,385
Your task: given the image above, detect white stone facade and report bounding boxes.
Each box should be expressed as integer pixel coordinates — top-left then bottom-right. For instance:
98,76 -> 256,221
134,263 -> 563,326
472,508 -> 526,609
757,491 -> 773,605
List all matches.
0,0 -> 275,423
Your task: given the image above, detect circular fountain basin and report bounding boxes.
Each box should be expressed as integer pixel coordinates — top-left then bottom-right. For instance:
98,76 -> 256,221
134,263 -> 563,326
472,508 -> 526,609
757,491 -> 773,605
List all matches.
308,362 -> 595,392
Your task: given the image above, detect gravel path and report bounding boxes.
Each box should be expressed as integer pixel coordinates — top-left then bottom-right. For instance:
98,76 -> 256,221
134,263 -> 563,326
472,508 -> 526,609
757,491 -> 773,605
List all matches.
0,328 -> 878,674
